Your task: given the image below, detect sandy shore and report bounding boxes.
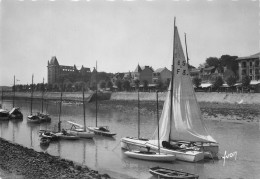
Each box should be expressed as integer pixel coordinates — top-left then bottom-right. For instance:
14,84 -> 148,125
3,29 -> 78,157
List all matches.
0,138 -> 111,179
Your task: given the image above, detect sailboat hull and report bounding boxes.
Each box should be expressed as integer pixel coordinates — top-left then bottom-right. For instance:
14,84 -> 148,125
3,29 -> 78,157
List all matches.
121,137 -> 149,150
146,142 -> 204,162
199,143 -> 219,159
87,126 -> 116,137
125,151 -> 176,162
66,130 -> 94,139
55,133 -> 80,140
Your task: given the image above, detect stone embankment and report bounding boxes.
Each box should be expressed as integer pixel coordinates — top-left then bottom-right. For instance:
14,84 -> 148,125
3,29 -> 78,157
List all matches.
3,91 -> 260,104
0,138 -> 111,179
110,92 -> 260,104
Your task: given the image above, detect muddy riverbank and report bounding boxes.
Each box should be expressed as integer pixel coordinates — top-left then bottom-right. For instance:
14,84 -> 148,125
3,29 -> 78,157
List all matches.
98,100 -> 260,123
0,138 -> 111,179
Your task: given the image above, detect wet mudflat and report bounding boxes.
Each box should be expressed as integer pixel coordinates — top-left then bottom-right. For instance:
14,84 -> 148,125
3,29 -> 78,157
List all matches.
0,99 -> 260,179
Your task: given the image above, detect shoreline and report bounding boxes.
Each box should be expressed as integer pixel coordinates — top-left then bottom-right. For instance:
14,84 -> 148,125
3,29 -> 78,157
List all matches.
2,91 -> 260,104
0,138 -> 111,179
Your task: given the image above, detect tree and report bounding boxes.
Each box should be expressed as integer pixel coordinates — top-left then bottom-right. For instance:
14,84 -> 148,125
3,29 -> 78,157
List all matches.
226,76 -> 237,87
219,55 -> 238,76
115,79 -> 122,91
143,80 -> 149,91
47,84 -> 53,92
99,80 -> 106,89
206,57 -> 219,67
134,79 -> 140,89
67,83 -> 72,92
122,80 -> 131,91
156,81 -> 164,91
212,76 -> 224,89
106,81 -> 113,90
192,77 -> 202,88
242,75 -> 251,88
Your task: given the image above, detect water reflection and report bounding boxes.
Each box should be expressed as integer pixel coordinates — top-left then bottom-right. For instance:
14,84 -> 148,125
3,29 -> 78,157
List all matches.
0,100 -> 260,179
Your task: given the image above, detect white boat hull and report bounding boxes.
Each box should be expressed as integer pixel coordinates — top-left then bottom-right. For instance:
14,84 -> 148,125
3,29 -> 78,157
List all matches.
67,130 -> 94,139
146,142 -> 204,162
55,132 -> 80,140
121,137 -> 149,150
125,151 -> 176,162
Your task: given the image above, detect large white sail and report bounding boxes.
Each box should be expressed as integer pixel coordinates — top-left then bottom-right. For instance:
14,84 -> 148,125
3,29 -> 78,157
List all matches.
153,26 -> 217,144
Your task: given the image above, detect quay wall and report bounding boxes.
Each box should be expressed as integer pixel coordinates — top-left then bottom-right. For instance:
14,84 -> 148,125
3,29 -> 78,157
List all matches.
2,91 -> 260,104
110,92 -> 260,104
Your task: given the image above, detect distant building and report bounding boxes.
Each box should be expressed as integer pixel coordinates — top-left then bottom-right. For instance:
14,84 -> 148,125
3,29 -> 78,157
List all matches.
236,52 -> 260,81
152,67 -> 171,84
200,66 -> 222,82
47,56 -> 91,84
133,64 -> 154,84
189,68 -> 201,80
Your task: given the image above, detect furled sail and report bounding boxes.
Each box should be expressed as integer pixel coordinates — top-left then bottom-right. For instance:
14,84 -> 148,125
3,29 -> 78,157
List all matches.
152,25 -> 217,144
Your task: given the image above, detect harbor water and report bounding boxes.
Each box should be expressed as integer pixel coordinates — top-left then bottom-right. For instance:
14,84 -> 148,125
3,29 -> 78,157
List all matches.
0,99 -> 259,179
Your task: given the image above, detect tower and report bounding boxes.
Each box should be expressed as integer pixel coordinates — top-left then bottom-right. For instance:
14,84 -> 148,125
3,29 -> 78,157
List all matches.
47,56 -> 60,84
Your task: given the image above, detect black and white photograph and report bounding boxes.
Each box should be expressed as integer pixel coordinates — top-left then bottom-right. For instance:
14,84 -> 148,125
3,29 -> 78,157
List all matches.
0,0 -> 259,178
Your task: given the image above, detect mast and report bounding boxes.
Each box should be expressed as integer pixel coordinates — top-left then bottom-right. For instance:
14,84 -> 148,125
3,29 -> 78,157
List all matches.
58,79 -> 63,132
95,61 -> 98,127
137,88 -> 140,139
58,91 -> 62,132
30,74 -> 34,115
41,78 -> 44,113
184,33 -> 190,69
13,75 -> 15,108
1,88 -> 3,107
169,17 -> 176,142
83,86 -> 86,132
156,90 -> 160,154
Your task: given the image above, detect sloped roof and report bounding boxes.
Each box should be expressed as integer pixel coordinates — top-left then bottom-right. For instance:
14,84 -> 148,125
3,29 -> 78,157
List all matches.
50,56 -> 59,65
154,67 -> 165,73
134,64 -> 142,72
141,66 -> 154,72
236,52 -> 260,60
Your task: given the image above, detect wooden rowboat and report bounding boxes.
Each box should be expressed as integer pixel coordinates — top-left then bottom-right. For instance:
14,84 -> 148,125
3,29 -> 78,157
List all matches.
149,166 -> 199,179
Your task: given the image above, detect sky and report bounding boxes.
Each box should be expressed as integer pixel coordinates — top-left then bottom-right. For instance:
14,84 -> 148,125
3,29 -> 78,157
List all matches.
0,0 -> 259,86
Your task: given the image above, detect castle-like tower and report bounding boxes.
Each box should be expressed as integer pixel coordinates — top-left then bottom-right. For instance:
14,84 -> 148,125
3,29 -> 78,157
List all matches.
47,56 -> 91,84
47,56 -> 60,84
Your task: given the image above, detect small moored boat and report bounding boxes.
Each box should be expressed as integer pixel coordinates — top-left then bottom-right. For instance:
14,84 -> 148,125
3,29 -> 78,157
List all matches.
9,107 -> 23,119
40,137 -> 51,146
40,131 -> 59,141
55,130 -> 80,140
87,126 -> 116,137
27,114 -> 41,123
125,150 -> 176,162
66,121 -> 94,139
0,109 -> 9,120
149,166 -> 199,179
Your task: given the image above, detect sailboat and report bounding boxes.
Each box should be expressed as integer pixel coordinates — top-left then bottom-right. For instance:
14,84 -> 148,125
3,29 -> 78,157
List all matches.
120,19 -> 218,162
9,75 -> 23,120
66,86 -> 95,139
145,19 -> 219,162
124,91 -> 176,162
87,62 -> 116,137
121,89 -> 149,150
38,78 -> 51,122
54,91 -> 80,140
27,75 -> 41,123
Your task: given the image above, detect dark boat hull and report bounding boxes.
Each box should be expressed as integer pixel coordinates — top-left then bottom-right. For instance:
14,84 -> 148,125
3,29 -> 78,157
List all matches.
149,166 -> 199,179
